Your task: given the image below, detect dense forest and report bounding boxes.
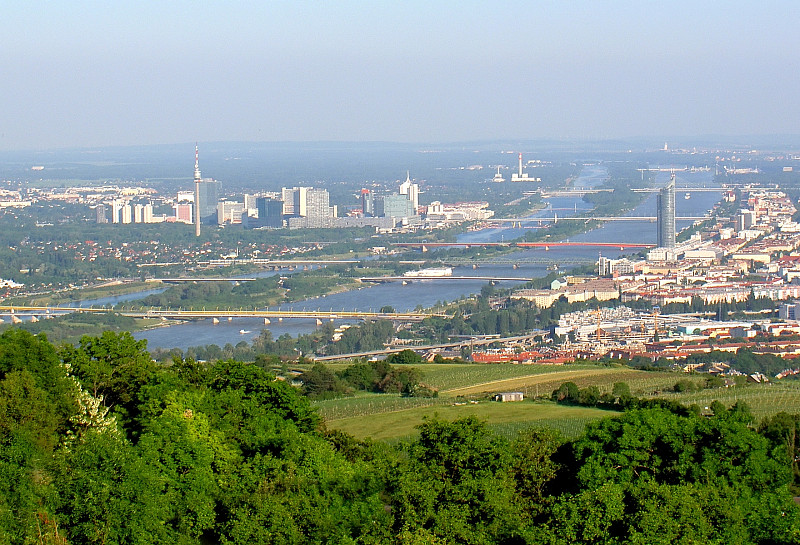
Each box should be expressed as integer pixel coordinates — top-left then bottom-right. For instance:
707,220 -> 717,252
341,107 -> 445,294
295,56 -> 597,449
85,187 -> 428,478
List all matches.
2,328 -> 799,544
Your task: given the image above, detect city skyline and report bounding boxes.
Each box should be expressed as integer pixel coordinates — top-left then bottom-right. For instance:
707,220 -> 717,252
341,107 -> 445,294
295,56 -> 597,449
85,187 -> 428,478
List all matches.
2,1 -> 800,150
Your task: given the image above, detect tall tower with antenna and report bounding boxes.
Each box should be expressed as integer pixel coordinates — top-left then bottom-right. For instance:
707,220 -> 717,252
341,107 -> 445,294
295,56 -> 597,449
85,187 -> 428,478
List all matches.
194,144 -> 201,237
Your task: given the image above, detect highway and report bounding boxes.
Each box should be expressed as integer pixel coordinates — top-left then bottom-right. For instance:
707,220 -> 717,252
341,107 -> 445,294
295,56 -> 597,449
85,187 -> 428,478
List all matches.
312,333 -> 545,361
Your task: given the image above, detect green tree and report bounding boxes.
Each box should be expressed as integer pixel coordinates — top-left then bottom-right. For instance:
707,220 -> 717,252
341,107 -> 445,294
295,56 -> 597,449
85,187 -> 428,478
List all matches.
391,417 -> 525,544
385,349 -> 423,365
53,430 -> 171,544
552,381 -> 580,403
297,362 -> 351,399
612,381 -> 632,403
137,395 -> 236,541
60,331 -> 157,425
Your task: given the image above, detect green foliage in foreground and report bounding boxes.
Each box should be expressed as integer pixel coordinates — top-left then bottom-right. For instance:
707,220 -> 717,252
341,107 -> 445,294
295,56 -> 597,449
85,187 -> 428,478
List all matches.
1,328 -> 799,544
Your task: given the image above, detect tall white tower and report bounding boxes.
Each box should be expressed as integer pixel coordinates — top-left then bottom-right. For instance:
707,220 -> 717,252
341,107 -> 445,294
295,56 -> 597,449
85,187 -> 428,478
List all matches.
518,153 -> 523,177
194,144 -> 201,237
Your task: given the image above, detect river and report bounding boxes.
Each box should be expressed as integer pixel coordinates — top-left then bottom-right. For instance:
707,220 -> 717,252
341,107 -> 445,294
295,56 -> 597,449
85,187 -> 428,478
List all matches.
134,166 -> 723,350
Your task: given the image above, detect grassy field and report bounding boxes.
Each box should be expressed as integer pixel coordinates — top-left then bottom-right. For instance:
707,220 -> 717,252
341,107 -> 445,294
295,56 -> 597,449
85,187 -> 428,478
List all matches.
324,399 -> 618,441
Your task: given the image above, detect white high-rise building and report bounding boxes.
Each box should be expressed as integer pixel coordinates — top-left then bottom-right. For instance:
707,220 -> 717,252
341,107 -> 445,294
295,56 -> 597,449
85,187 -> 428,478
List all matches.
133,203 -> 144,223
217,201 -> 244,224
111,199 -> 124,223
120,204 -> 132,224
399,171 -> 419,212
282,187 -> 311,216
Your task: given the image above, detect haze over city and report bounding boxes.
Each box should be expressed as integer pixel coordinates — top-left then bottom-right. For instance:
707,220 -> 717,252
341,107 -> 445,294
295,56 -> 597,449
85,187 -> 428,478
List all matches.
3,1 -> 800,151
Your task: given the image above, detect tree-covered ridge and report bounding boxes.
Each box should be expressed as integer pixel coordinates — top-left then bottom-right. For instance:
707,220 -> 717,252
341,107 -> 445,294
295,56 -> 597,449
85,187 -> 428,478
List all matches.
1,328 -> 798,544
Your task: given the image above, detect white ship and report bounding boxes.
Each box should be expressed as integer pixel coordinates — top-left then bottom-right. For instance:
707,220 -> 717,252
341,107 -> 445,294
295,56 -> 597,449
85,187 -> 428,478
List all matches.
403,267 -> 453,278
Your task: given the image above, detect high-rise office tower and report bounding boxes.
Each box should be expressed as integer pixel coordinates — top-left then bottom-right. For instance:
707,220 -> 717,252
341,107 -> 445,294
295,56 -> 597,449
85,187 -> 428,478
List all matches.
197,180 -> 219,223
305,188 -> 331,220
96,204 -> 107,224
217,201 -> 244,224
256,197 -> 284,227
657,173 -> 676,248
360,189 -> 374,216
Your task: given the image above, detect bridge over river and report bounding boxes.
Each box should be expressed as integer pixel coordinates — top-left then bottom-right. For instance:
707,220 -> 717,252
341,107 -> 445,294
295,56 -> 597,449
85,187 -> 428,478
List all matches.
0,306 -> 446,322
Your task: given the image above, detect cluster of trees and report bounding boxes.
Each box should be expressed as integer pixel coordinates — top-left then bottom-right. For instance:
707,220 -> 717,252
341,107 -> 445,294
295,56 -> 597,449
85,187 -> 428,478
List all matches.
420,295 -> 627,342
1,311 -> 139,345
298,359 -> 431,400
1,328 -> 799,543
661,292 -> 777,319
673,375 -> 733,392
681,348 -> 790,377
551,379 -> 733,414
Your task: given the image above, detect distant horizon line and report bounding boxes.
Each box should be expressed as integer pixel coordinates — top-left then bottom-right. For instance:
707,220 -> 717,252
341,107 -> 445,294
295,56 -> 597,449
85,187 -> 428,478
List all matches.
4,134 -> 800,154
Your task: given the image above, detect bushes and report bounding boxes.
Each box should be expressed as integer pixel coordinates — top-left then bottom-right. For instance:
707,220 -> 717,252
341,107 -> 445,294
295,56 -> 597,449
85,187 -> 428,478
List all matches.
298,360 -> 432,399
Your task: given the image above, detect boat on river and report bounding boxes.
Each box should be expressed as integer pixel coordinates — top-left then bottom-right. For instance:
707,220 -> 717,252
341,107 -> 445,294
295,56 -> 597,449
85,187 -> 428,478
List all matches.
403,267 -> 453,278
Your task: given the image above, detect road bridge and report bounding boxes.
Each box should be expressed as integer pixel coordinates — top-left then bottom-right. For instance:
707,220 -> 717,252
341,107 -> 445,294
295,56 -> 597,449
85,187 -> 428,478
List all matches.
202,258 -> 361,267
393,242 -> 511,249
146,277 -> 259,283
537,189 -> 615,198
548,216 -> 711,222
358,276 -> 535,283
631,187 -> 724,193
437,258 -> 596,266
393,241 -> 654,250
515,242 -> 654,249
0,306 -> 446,322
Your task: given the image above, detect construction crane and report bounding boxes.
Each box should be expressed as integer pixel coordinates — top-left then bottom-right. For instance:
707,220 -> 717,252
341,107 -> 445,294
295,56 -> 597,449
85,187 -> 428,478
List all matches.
652,305 -> 661,342
592,308 -> 603,345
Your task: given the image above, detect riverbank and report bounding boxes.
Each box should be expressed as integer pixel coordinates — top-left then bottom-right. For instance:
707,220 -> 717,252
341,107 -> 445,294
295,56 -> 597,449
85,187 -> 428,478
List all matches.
4,280 -> 154,307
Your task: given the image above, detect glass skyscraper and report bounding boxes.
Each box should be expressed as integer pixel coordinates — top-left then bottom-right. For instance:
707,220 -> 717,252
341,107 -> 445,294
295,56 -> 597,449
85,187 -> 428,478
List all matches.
657,173 -> 676,248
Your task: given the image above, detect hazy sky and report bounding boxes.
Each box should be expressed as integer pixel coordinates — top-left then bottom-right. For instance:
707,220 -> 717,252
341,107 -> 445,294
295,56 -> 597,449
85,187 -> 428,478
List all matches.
2,1 -> 799,150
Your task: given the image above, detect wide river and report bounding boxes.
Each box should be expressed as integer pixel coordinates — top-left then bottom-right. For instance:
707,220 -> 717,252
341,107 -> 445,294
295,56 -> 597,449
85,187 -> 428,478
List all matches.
135,166 -> 723,350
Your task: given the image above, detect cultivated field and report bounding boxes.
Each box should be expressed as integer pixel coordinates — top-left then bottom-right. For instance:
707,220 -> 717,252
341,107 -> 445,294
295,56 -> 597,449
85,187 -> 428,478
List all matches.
660,381 -> 800,420
313,362 -> 800,441
314,363 -> 701,441
324,399 -> 617,441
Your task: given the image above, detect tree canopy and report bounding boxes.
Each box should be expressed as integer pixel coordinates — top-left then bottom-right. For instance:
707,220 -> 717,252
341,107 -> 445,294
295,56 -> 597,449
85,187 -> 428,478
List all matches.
0,328 -> 798,544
